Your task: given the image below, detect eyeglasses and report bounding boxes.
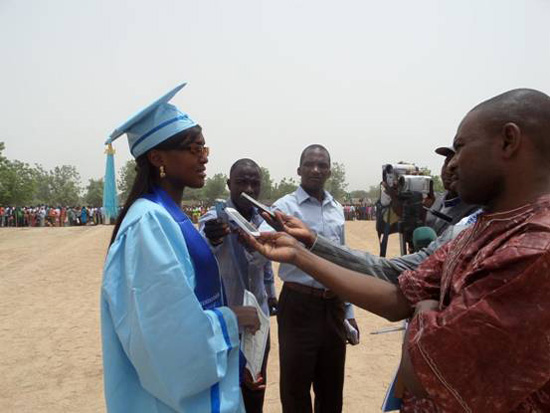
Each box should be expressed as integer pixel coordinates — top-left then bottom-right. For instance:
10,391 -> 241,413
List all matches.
183,145 -> 210,157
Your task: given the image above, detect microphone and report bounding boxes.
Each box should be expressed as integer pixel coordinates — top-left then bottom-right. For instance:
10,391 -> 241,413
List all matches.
423,207 -> 452,223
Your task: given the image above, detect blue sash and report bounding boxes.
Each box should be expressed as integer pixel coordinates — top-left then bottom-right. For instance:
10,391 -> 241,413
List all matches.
142,186 -> 225,310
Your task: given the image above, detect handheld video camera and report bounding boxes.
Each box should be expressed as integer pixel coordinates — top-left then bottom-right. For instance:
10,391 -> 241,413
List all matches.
380,163 -> 433,255
382,164 -> 433,197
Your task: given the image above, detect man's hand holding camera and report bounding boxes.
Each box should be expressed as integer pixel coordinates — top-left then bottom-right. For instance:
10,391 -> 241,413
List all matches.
203,218 -> 230,246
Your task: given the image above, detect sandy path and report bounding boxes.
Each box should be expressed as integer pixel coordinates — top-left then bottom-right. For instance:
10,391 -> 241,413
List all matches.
0,222 -> 403,412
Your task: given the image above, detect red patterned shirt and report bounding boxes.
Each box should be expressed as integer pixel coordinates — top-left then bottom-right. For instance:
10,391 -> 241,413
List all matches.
398,195 -> 550,412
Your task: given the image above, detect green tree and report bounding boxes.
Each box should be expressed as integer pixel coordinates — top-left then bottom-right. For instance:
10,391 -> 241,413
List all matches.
0,142 -> 10,203
117,160 -> 137,204
49,165 -> 81,206
0,159 -> 37,206
0,142 -> 6,164
0,143 -> 38,205
84,178 -> 104,206
431,175 -> 444,193
259,167 -> 274,201
32,164 -> 53,205
325,162 -> 348,202
365,184 -> 381,202
273,177 -> 298,199
349,190 -> 369,201
201,173 -> 229,203
418,166 -> 444,193
347,185 -> 382,204
183,186 -> 205,201
0,143 -> 82,206
419,166 -> 432,176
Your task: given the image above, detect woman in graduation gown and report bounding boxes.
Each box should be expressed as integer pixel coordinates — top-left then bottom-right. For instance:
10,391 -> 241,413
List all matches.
101,83 -> 259,413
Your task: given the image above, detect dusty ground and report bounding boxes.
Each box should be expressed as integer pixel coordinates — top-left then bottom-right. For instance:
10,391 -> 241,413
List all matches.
0,222 -> 403,412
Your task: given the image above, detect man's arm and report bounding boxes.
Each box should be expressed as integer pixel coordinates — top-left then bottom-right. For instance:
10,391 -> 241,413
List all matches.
294,246 -> 412,321
311,235 -> 410,283
337,210 -> 356,321
267,209 -> 464,284
310,224 -> 461,284
247,232 -> 413,321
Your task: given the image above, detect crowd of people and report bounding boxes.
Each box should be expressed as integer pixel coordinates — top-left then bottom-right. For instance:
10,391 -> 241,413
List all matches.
342,203 -> 375,221
0,204 -> 214,227
0,205 -> 106,227
182,205 -> 209,223
98,84 -> 550,413
0,203 -> 396,227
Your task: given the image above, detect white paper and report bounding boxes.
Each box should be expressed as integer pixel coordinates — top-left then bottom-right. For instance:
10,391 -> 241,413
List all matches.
344,319 -> 360,345
241,290 -> 270,380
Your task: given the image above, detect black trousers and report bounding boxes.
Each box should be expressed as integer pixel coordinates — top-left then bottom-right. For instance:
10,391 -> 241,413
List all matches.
242,335 -> 270,413
277,284 -> 347,413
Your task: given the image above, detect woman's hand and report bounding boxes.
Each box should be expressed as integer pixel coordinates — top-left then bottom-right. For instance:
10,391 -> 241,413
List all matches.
243,369 -> 266,391
261,211 -> 316,248
243,232 -> 304,264
230,306 -> 260,334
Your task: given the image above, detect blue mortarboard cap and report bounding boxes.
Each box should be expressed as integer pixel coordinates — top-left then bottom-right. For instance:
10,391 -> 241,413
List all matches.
105,83 -> 197,158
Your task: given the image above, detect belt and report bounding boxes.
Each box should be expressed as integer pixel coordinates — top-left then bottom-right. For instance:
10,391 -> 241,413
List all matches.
284,282 -> 337,299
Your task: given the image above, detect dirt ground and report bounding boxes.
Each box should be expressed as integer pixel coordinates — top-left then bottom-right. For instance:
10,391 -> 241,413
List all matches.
0,221 -> 404,412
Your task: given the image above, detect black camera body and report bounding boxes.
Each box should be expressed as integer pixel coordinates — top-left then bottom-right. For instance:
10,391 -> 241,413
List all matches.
380,163 -> 433,255
382,163 -> 418,190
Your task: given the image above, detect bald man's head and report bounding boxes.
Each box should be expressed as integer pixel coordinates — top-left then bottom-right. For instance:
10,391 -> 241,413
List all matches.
449,88 -> 550,209
469,88 -> 550,165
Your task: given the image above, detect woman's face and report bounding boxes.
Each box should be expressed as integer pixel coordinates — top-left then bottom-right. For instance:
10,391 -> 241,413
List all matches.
160,133 -> 209,189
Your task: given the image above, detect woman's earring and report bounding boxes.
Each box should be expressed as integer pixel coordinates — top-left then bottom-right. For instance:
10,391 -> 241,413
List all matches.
160,166 -> 166,178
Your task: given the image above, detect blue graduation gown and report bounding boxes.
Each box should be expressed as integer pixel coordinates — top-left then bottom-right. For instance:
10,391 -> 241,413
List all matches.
101,198 -> 244,412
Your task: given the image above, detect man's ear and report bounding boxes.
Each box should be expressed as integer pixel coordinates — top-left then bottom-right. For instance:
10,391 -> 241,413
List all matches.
226,179 -> 231,190
326,170 -> 332,180
501,122 -> 522,159
297,167 -> 302,177
147,149 -> 165,168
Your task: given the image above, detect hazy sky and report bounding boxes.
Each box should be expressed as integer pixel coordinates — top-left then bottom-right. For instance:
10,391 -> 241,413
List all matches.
1,0 -> 549,191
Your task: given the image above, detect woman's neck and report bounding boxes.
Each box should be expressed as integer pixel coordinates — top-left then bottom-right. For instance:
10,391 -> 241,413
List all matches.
158,180 -> 184,205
